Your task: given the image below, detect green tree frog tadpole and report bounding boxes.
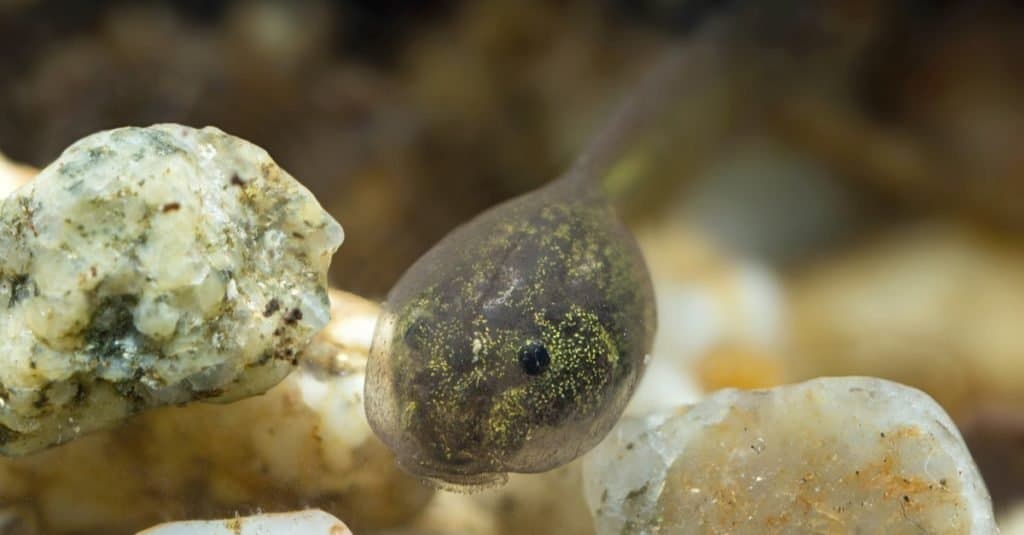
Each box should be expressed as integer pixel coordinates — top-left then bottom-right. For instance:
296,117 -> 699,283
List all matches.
366,175 -> 655,489
365,36 -> 726,489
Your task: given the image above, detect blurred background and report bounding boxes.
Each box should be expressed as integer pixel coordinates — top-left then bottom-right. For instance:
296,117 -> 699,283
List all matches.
1,0 -> 1023,529
7,0 -> 1022,295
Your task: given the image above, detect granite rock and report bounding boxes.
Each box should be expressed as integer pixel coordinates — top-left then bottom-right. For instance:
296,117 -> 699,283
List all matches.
0,124 -> 343,455
0,290 -> 432,534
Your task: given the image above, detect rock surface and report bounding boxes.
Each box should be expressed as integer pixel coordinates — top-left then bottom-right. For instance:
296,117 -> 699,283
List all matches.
0,290 -> 432,534
583,377 -> 997,534
0,124 -> 343,455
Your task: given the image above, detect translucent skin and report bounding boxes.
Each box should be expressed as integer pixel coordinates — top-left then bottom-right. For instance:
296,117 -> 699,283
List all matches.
365,178 -> 656,488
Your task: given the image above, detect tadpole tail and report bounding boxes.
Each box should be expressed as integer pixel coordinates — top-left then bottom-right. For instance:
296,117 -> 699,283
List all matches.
559,13 -> 735,201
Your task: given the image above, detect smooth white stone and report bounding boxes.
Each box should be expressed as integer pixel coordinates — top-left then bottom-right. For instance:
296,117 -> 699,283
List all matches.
136,510 -> 351,535
584,377 -> 997,534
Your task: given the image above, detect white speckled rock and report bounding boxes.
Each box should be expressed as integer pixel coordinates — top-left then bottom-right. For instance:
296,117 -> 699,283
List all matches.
136,509 -> 351,535
583,377 -> 997,534
0,124 -> 343,455
0,291 -> 432,535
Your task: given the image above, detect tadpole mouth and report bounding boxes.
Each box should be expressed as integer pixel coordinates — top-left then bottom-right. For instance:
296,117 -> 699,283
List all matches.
396,456 -> 510,492
423,471 -> 509,492
393,442 -> 513,491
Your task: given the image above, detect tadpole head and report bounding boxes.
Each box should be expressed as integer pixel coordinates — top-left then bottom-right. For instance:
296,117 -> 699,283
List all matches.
365,182 -> 655,489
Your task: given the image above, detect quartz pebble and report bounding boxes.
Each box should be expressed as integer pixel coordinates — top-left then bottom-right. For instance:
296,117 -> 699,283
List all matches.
136,509 -> 351,535
0,125 -> 343,455
583,377 -> 997,534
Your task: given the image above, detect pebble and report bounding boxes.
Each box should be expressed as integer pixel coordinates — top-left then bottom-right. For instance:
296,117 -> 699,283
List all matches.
0,125 -> 343,455
583,377 -> 997,534
0,290 -> 432,534
136,509 -> 351,535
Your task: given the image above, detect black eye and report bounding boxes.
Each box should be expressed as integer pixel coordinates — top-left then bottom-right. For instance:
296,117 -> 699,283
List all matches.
518,342 -> 550,376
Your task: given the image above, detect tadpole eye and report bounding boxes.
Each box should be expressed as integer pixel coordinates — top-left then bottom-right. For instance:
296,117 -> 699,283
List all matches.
518,341 -> 550,376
